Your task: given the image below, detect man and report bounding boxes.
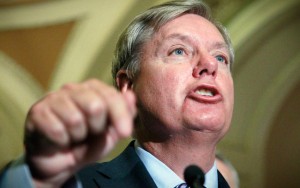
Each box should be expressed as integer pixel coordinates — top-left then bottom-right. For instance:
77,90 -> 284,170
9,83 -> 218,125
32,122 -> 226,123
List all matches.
216,153 -> 240,188
0,0 -> 234,187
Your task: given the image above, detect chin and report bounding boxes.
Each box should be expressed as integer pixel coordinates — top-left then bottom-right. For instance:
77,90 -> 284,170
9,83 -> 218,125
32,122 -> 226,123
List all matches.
184,117 -> 227,132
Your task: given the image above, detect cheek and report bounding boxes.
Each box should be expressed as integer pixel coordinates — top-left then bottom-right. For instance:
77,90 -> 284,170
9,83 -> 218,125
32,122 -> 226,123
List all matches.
134,66 -> 189,115
149,70 -> 183,104
160,67 -> 192,102
221,75 -> 234,118
134,67 -> 167,106
141,64 -> 189,92
227,77 -> 234,107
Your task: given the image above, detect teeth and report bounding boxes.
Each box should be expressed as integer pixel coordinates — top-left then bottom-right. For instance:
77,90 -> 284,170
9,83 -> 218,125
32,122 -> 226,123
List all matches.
196,89 -> 214,96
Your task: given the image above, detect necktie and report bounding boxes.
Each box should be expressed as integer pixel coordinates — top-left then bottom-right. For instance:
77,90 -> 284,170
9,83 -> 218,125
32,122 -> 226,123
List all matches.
174,182 -> 207,188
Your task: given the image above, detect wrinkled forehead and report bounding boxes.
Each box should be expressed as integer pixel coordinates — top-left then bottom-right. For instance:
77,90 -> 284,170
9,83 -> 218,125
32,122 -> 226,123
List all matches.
151,14 -> 226,47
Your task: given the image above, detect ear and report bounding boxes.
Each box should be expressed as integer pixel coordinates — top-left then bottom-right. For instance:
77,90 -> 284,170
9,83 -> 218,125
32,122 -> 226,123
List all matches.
116,70 -> 133,92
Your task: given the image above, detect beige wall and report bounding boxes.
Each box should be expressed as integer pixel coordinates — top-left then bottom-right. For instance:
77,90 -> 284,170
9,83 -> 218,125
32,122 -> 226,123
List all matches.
0,0 -> 299,187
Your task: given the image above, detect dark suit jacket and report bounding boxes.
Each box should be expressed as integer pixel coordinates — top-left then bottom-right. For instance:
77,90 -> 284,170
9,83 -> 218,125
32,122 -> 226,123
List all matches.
78,141 -> 230,188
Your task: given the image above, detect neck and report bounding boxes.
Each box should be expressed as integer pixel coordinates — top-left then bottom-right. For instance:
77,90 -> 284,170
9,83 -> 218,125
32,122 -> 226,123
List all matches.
137,130 -> 217,179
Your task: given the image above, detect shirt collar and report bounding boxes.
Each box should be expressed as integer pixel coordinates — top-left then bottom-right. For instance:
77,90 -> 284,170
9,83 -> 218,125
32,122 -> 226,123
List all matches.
135,141 -> 218,188
205,161 -> 218,188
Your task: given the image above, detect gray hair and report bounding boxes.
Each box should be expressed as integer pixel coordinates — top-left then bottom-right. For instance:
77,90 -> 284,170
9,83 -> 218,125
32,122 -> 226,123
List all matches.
111,0 -> 234,87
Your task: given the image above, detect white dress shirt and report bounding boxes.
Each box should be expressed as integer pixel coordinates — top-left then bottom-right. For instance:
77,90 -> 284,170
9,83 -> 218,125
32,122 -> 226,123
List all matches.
135,142 -> 218,188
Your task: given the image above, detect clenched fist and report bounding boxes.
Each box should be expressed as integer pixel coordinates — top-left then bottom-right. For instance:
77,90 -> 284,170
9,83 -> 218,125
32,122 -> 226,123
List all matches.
24,79 -> 136,187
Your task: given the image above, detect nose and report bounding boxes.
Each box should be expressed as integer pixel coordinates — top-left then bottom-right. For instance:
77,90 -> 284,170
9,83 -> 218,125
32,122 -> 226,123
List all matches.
192,53 -> 217,78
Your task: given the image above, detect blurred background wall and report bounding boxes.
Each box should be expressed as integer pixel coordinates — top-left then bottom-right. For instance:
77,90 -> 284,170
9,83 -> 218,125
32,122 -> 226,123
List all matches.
0,0 -> 299,187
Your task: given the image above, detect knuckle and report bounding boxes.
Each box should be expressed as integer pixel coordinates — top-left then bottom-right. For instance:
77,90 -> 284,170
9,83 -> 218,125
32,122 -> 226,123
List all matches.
86,99 -> 107,117
61,83 -> 77,90
48,126 -> 66,142
86,78 -> 100,86
104,87 -> 119,101
87,100 -> 106,116
46,92 -> 62,101
110,93 -> 124,106
65,113 -> 84,127
46,91 -> 71,105
29,102 -> 46,117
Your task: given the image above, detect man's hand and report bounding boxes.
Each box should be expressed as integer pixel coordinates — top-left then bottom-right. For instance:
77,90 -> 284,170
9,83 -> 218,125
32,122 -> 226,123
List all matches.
24,79 -> 136,187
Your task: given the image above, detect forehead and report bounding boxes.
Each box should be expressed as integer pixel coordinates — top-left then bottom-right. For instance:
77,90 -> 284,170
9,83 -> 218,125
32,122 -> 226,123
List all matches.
153,13 -> 225,45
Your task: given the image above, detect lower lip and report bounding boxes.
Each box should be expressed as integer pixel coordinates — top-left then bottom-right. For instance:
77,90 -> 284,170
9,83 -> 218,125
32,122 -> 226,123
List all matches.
187,92 -> 222,104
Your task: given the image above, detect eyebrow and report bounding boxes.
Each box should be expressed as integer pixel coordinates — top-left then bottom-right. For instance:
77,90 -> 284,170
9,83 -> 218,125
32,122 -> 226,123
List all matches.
210,42 -> 230,53
161,33 -> 229,52
155,33 -> 230,58
154,33 -> 196,56
160,33 -> 195,44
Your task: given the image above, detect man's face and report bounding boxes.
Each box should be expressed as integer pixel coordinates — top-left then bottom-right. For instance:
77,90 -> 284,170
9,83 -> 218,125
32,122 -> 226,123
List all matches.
133,14 -> 234,139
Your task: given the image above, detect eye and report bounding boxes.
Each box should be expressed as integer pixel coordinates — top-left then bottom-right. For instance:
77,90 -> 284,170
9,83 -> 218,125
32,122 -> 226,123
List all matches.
215,55 -> 227,64
171,48 -> 185,56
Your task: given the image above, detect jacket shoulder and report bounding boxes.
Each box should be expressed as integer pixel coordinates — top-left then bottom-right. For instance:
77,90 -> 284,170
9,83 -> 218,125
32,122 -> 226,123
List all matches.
77,141 -> 157,188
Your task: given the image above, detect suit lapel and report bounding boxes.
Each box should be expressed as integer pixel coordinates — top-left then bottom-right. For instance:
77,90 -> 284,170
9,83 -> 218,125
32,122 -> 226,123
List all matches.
93,141 -> 157,188
217,170 -> 230,188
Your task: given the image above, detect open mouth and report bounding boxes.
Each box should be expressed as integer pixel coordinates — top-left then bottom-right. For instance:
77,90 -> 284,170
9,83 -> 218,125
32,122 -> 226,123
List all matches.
188,85 -> 222,103
195,88 -> 215,97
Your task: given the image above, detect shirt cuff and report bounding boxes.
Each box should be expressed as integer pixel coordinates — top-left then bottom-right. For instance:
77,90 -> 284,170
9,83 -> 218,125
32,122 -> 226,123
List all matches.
0,156 -> 82,188
0,156 -> 34,188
